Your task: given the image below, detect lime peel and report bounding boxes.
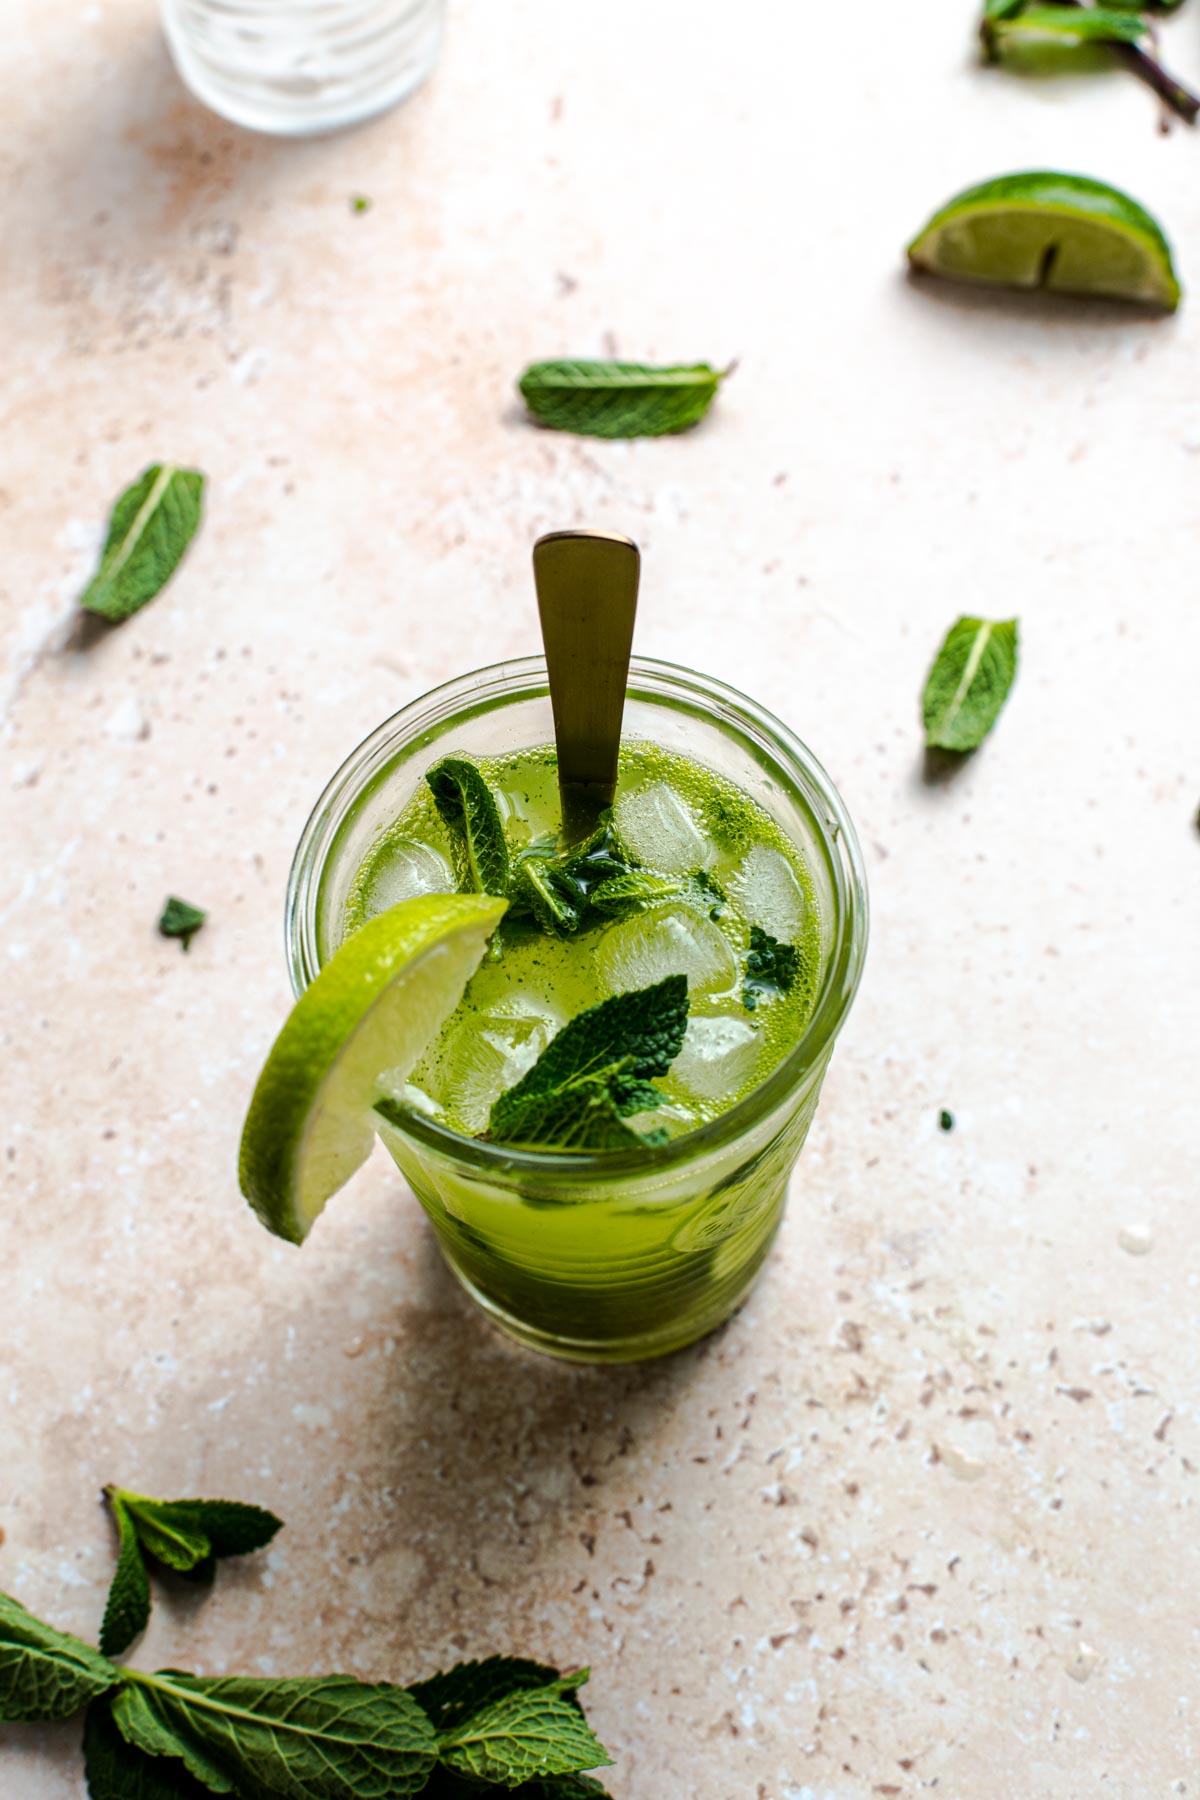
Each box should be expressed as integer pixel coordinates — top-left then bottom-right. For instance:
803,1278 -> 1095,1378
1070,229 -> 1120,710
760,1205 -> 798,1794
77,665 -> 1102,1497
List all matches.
239,894 -> 507,1244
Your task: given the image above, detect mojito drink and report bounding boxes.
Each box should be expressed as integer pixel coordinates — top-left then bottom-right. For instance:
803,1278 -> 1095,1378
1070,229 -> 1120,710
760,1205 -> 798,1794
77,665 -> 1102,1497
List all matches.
274,658 -> 867,1362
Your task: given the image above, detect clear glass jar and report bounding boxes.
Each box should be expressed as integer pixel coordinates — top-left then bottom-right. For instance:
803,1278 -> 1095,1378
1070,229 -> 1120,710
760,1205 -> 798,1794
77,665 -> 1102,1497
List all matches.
286,657 -> 868,1362
160,0 -> 445,136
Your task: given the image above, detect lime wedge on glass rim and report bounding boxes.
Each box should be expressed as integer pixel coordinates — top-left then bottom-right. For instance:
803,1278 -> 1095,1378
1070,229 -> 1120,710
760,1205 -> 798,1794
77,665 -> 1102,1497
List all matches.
239,894 -> 506,1244
907,171 -> 1181,310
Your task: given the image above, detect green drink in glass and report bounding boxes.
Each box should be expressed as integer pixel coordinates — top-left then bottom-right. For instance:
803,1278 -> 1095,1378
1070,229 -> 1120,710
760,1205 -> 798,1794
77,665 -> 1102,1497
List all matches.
280,654 -> 867,1362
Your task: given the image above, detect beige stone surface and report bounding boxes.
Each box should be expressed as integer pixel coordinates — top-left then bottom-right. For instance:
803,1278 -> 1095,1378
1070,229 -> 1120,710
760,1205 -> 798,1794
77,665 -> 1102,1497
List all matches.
3,2 -> 1200,1794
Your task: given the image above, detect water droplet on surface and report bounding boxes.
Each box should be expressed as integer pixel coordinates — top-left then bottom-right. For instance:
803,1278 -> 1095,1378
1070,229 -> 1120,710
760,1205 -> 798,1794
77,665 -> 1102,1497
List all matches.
937,1443 -> 987,1482
1064,1642 -> 1100,1684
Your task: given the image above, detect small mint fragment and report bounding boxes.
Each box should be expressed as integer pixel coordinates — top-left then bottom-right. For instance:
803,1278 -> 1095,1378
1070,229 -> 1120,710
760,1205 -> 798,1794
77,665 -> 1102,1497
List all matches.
157,898 -> 205,952
939,1109 -> 955,1132
742,925 -> 799,1010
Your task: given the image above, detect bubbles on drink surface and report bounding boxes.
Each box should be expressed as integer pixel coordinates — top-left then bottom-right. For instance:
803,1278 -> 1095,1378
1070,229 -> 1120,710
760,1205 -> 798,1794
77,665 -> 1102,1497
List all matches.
613,780 -> 715,874
595,904 -> 739,1000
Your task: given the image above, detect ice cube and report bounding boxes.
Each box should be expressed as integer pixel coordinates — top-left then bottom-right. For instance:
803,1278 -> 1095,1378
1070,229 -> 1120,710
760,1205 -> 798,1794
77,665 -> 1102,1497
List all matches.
433,1005 -> 560,1133
596,904 -> 739,999
614,781 -> 714,874
360,838 -> 454,917
671,1015 -> 761,1102
729,844 -> 806,942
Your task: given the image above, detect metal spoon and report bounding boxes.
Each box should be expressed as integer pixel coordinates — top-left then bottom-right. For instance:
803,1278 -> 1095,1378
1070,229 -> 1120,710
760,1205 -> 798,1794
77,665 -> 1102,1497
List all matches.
532,528 -> 640,840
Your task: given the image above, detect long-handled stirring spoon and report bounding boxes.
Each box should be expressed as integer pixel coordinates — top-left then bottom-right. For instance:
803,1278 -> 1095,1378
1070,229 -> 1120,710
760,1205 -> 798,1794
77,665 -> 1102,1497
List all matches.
532,529 -> 640,842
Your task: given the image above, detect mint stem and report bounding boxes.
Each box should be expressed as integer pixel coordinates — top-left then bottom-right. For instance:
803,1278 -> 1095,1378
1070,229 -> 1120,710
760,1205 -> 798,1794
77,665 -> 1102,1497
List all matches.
1114,40 -> 1199,124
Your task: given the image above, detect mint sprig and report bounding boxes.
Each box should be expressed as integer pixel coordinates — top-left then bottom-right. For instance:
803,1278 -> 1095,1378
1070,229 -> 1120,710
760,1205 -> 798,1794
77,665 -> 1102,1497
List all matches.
426,757 -> 511,897
518,360 -> 727,438
487,976 -> 689,1151
99,1488 -> 282,1656
79,465 -> 205,623
1,1490 -> 618,1796
922,615 -> 1018,753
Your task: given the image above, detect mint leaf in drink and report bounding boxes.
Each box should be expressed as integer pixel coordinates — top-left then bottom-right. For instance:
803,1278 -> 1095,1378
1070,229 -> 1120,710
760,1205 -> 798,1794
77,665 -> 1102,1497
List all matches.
515,857 -> 582,936
112,1669 -> 438,1798
426,757 -> 511,897
590,870 -> 686,918
438,1683 -> 611,1787
84,1697 -> 210,1800
79,466 -> 205,623
742,925 -> 799,1011
409,1658 -> 583,1733
518,361 -> 726,439
0,1591 -> 119,1722
488,976 -> 688,1151
922,616 -> 1018,753
99,1496 -> 152,1659
158,898 -> 206,952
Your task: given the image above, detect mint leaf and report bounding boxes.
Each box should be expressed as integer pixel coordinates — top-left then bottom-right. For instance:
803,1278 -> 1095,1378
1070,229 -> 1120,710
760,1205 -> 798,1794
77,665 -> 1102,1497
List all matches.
0,1591 -> 119,1722
518,361 -> 726,438
515,857 -> 581,936
107,1488 -> 282,1575
922,616 -> 1018,753
84,1697 -> 210,1800
79,465 -> 205,622
439,1684 -> 611,1787
742,925 -> 799,1011
426,757 -> 511,897
488,976 -> 688,1151
112,1669 -> 438,1798
99,1495 -> 151,1659
424,1774 -> 610,1800
409,1658 -> 583,1734
157,898 -> 206,952
590,870 -> 685,918
983,5 -> 1148,52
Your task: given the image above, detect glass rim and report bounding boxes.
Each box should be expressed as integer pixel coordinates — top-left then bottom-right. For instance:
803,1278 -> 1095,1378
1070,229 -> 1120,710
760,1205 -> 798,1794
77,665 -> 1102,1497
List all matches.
285,654 -> 869,1181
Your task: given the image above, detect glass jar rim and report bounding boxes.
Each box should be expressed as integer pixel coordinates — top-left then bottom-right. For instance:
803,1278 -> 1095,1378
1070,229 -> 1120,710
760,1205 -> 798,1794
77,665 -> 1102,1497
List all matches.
285,654 -> 869,1180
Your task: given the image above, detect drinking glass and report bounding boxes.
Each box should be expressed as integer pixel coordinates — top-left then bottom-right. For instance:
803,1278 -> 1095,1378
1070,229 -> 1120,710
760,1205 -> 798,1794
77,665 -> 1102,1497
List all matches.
286,657 -> 868,1362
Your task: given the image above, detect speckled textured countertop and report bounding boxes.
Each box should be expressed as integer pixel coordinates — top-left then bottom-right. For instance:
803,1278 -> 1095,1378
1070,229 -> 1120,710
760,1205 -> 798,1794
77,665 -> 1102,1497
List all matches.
4,3 -> 1199,1795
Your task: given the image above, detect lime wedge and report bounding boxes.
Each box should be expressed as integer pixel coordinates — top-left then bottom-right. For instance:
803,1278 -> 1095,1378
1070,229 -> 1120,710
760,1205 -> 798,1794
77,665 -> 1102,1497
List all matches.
907,171 -> 1181,310
239,894 -> 506,1244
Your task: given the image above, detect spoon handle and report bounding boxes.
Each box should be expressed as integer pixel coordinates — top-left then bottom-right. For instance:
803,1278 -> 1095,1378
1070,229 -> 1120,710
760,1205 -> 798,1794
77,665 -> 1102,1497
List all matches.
532,529 -> 640,833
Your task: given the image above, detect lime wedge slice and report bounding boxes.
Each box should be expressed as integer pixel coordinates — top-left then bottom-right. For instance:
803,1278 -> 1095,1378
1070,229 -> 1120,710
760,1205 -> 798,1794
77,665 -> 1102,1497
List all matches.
907,171 -> 1181,310
239,894 -> 506,1244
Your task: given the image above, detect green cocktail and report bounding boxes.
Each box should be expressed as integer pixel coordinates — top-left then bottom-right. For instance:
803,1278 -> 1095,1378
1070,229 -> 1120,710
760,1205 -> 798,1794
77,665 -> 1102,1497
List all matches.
285,657 -> 867,1362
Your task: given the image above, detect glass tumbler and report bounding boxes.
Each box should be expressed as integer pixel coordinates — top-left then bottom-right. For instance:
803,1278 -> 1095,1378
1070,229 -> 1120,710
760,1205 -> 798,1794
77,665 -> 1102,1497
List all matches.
160,0 -> 446,135
286,657 -> 868,1363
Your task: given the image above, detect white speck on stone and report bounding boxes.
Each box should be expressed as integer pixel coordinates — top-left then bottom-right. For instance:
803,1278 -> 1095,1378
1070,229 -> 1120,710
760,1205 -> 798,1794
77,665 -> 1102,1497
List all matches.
233,348 -> 269,386
292,1402 -> 333,1429
937,1443 -> 987,1482
1065,1642 -> 1100,1684
12,760 -> 41,788
1118,1224 -> 1153,1256
1181,422 -> 1200,453
105,697 -> 150,742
